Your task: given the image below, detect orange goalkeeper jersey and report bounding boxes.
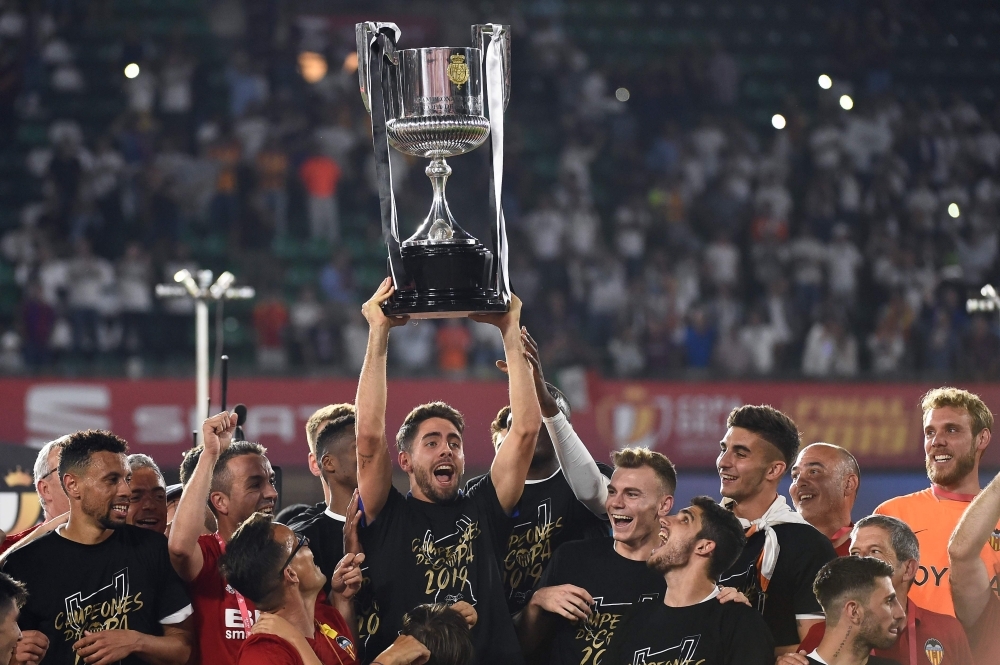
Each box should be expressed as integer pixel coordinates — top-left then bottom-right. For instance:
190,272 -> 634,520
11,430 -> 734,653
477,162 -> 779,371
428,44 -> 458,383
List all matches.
875,486 -> 1000,617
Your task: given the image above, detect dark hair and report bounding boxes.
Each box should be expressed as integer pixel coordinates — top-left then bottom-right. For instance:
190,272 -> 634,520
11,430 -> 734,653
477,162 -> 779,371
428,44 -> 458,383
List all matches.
401,604 -> 474,665
396,402 -> 464,452
490,406 -> 511,446
853,515 -> 920,564
179,446 -> 203,486
306,403 -> 356,457
690,496 -> 746,581
0,572 -> 27,617
218,513 -> 285,611
813,556 -> 894,624
727,405 -> 801,467
611,447 -> 678,495
59,430 -> 129,485
315,414 -> 356,460
275,503 -> 311,525
212,441 -> 268,496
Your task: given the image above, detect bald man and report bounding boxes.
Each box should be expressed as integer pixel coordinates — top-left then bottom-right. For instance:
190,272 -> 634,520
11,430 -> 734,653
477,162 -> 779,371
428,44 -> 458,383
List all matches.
789,443 -> 860,556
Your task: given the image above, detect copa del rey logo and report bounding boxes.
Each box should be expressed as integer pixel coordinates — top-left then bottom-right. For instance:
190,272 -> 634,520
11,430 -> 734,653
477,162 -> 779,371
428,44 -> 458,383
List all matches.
594,385 -> 741,454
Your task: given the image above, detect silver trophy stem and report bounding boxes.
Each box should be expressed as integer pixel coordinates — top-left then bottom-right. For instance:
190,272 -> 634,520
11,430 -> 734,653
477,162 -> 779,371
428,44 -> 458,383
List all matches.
404,157 -> 476,247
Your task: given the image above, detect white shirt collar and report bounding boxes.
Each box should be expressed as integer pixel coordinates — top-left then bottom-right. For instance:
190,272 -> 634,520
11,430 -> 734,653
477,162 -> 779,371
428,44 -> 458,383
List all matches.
807,650 -> 826,664
324,508 -> 346,522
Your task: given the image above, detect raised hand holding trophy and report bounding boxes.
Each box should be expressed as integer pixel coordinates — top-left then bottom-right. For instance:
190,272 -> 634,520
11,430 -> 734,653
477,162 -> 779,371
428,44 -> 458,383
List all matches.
356,21 -> 511,318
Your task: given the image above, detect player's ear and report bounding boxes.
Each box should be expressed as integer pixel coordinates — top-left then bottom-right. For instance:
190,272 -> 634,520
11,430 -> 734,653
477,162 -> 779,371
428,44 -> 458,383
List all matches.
320,453 -> 337,474
765,459 -> 786,482
62,472 -> 81,500
210,491 -> 228,516
900,558 -> 919,585
398,450 -> 412,473
975,428 -> 991,454
307,452 -> 321,477
695,538 -> 716,558
845,599 -> 863,625
658,494 -> 674,517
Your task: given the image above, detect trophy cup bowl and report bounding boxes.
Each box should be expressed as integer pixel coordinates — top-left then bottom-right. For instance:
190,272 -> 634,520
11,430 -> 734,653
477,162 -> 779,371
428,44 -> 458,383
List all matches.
359,25 -> 511,318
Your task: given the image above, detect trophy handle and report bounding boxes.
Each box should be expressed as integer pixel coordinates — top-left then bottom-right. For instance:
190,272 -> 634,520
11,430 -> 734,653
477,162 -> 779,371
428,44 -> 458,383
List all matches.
356,22 -> 401,114
472,24 -> 510,110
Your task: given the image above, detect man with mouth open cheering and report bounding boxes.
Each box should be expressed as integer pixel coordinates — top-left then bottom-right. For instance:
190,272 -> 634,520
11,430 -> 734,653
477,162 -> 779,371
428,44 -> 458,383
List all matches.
716,404 -> 837,655
169,413 -> 279,665
875,387 -> 998,619
353,278 -> 541,665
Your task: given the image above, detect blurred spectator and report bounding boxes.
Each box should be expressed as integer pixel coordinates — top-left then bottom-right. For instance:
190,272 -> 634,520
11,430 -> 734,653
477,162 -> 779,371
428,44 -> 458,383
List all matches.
253,291 -> 289,371
706,40 -> 739,107
802,317 -> 859,378
255,138 -> 289,237
18,282 -> 55,368
704,231 -> 740,288
739,309 -> 781,375
224,51 -> 268,119
391,322 -> 434,375
608,324 -> 645,376
289,285 -> 325,367
684,308 -> 715,369
207,132 -> 242,232
318,251 -> 355,306
826,224 -> 863,303
65,239 -> 113,356
159,48 -> 195,118
614,194 -> 651,278
299,149 -> 342,243
960,316 -> 1000,380
117,242 -> 152,357
436,319 -> 472,377
867,313 -> 907,376
923,309 -> 960,377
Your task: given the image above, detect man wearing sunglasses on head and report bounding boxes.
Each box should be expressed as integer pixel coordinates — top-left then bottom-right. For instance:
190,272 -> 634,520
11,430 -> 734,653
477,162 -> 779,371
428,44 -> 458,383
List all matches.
220,512 -> 432,665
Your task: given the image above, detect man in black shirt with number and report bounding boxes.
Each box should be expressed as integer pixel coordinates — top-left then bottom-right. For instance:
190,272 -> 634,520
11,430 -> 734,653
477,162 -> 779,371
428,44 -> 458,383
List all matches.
354,279 -> 541,665
3,430 -> 195,665
716,405 -> 837,655
603,496 -> 773,665
516,447 -> 675,665
468,331 -> 610,613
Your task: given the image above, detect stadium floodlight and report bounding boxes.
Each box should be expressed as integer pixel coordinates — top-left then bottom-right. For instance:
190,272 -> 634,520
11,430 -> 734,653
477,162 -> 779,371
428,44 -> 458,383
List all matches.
839,94 -> 854,110
818,74 -> 832,89
615,87 -> 630,102
772,114 -> 786,129
948,203 -> 961,218
967,285 -> 1000,326
157,269 -> 255,437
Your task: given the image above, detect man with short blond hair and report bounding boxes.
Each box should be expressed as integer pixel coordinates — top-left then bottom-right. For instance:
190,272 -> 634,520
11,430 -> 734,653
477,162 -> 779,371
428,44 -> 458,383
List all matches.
293,403 -> 357,528
875,386 -> 997,617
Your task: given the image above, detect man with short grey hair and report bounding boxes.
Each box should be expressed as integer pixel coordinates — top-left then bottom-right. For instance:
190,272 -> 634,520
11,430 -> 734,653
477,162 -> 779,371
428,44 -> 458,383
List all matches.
786,515 -> 973,665
127,453 -> 169,534
0,436 -> 71,555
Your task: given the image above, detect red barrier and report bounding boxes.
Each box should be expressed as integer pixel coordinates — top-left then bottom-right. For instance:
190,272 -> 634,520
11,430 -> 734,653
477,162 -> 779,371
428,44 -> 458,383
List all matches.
0,378 -> 998,471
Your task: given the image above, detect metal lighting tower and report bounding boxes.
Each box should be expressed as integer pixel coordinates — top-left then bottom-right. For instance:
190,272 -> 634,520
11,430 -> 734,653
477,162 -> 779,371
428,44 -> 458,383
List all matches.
967,284 -> 1000,323
156,270 -> 254,435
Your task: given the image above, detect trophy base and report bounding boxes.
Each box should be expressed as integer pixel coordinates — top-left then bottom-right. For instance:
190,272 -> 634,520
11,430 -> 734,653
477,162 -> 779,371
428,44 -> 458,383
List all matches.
383,243 -> 508,319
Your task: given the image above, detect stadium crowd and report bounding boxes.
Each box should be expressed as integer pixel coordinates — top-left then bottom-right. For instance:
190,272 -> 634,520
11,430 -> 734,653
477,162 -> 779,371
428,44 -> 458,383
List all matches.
0,1 -> 998,379
0,289 -> 999,665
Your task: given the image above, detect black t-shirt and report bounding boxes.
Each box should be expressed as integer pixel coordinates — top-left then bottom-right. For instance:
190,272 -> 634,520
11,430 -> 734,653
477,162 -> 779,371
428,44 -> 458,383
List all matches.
603,594 -> 775,665
358,477 -> 521,665
806,657 -> 900,665
284,501 -> 326,530
718,522 -> 837,648
2,525 -> 192,665
293,509 -> 345,596
537,536 -> 666,665
467,465 -> 611,613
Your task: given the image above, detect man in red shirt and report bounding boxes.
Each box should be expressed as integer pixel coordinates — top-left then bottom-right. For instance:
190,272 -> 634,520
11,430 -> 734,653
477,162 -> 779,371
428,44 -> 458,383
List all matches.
299,151 -> 342,243
949,468 -> 1000,665
169,413 -> 279,665
789,443 -> 860,556
0,437 -> 70,555
793,515 -> 973,664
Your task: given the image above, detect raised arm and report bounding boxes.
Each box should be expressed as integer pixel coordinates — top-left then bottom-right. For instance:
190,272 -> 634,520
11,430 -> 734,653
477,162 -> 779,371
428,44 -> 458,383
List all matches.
168,412 -> 236,581
472,296 -> 541,514
948,468 -> 1000,627
355,278 -> 408,522
524,331 -> 608,515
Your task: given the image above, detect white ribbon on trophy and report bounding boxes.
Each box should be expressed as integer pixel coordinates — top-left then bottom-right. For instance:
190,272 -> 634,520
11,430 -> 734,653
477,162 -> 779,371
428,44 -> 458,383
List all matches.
485,24 -> 511,303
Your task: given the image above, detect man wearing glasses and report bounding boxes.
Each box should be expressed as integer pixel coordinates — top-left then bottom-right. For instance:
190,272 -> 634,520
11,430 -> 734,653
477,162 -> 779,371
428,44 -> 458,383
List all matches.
220,512 -> 433,665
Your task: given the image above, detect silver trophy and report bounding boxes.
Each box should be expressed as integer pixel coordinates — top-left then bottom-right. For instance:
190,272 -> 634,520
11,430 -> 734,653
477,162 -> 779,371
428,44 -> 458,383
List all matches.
357,22 -> 512,317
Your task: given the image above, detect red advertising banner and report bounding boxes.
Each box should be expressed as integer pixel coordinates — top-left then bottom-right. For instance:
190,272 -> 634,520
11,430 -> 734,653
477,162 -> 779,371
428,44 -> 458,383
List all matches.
0,378 -> 997,474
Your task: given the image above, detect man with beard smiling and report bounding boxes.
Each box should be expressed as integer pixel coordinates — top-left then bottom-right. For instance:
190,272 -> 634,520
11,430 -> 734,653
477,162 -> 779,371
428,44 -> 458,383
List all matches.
800,557 -> 905,665
789,443 -> 861,556
716,405 -> 837,655
354,279 -> 541,665
875,387 -> 998,618
169,414 -> 278,665
602,497 -> 773,665
2,430 -> 194,665
515,448 -> 674,665
127,454 -> 168,535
